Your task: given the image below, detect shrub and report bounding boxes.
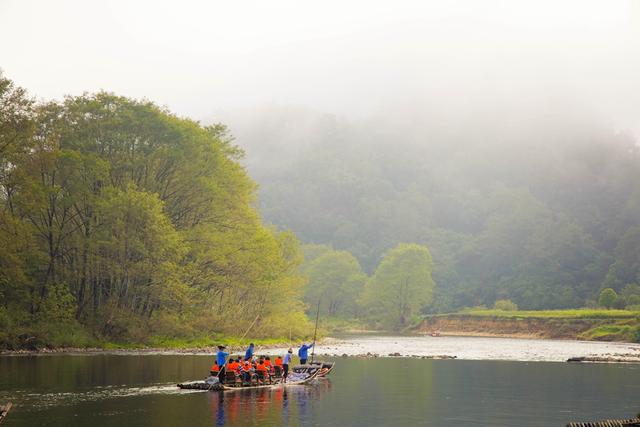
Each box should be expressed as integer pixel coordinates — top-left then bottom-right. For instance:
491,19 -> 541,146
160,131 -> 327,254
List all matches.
599,288 -> 618,309
627,295 -> 640,306
494,299 -> 518,311
613,296 -> 627,309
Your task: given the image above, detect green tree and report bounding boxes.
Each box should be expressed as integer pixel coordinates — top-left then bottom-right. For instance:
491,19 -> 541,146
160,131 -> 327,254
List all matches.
304,250 -> 366,317
493,299 -> 518,311
603,227 -> 640,290
599,288 -> 618,309
361,243 -> 435,329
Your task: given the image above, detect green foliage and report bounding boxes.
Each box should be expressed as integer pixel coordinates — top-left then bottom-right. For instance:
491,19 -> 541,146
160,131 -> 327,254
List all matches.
493,299 -> 518,311
613,296 -> 627,310
579,324 -> 640,343
599,288 -> 618,309
0,74 -> 310,349
603,227 -> 640,290
360,243 -> 435,329
245,108 -> 640,312
621,284 -> 640,308
303,248 -> 366,317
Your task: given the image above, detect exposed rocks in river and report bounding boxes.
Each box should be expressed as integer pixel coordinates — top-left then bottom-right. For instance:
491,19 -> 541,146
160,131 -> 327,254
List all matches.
323,353 -> 456,360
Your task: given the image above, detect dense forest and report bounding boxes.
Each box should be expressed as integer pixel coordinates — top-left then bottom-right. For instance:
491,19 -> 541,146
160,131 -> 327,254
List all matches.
224,106 -> 640,313
0,74 -> 313,348
3,71 -> 640,348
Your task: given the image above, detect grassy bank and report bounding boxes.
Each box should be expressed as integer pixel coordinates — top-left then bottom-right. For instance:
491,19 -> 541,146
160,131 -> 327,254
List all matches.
0,319 -> 319,352
453,308 -> 640,319
1,335 -> 310,354
417,309 -> 640,343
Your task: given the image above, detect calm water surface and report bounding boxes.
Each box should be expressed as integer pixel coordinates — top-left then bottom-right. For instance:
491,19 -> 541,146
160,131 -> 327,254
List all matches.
1,338 -> 639,426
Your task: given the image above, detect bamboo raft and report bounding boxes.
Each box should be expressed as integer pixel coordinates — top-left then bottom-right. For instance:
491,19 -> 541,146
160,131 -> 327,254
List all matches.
566,418 -> 640,427
0,402 -> 12,424
178,370 -> 318,391
178,362 -> 328,391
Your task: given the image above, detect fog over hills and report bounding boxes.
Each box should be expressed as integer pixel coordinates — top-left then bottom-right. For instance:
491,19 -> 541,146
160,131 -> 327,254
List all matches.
3,0 -> 640,311
218,104 -> 640,311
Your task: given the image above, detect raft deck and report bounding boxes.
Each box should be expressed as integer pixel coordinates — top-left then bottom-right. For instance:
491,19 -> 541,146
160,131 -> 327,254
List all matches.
566,418 -> 640,427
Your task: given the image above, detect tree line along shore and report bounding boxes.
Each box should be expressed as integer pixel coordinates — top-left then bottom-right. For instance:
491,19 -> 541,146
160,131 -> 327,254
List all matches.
3,72 -> 640,350
0,74 -> 434,350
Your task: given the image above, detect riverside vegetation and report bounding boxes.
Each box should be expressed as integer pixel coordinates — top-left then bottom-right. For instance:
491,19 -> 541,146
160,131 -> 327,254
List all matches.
0,73 -> 315,349
2,72 -> 640,349
0,73 -> 437,350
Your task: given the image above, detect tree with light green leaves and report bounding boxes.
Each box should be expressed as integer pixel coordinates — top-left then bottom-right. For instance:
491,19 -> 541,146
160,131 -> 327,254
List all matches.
303,249 -> 366,317
0,73 -> 311,348
360,243 -> 435,329
599,288 -> 617,309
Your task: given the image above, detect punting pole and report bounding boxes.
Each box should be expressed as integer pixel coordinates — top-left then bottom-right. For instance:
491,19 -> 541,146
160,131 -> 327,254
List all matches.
310,297 -> 321,364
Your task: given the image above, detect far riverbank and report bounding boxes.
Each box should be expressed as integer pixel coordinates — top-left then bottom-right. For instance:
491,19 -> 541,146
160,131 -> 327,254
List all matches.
415,309 -> 640,343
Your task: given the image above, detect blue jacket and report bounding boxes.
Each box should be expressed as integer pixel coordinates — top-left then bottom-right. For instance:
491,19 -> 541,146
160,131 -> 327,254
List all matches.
298,343 -> 314,359
216,350 -> 229,367
244,344 -> 254,360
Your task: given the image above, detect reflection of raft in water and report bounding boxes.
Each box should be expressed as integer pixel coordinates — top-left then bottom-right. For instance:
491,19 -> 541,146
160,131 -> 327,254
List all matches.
0,402 -> 12,424
178,362 -> 333,391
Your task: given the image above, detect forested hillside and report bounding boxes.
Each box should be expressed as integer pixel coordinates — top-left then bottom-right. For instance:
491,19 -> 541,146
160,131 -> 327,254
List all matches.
0,74 -> 310,349
224,106 -> 640,312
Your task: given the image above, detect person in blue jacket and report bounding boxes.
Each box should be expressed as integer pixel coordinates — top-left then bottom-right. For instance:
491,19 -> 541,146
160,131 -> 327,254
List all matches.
244,343 -> 255,361
216,345 -> 229,383
297,342 -> 314,364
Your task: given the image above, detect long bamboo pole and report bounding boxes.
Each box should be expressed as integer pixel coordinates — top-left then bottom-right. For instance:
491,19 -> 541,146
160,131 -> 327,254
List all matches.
310,297 -> 321,364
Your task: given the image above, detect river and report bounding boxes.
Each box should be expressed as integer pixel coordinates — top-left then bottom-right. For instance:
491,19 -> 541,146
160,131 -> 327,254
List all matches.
1,336 -> 639,426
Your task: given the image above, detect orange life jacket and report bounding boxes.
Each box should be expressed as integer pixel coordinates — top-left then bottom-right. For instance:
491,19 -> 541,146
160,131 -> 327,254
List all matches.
275,358 -> 283,366
211,363 -> 219,372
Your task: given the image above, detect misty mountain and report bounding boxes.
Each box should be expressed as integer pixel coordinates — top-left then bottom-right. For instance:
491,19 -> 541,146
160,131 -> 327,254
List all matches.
220,106 -> 640,311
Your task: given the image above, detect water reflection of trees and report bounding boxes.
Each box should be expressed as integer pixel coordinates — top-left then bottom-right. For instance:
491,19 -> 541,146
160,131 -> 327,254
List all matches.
208,380 -> 332,426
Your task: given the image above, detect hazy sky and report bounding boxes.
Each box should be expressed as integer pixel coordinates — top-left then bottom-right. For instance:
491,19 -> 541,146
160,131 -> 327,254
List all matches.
1,0 -> 639,134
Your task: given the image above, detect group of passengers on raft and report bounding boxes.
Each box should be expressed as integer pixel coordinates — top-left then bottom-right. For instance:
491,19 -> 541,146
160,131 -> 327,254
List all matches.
211,342 -> 314,384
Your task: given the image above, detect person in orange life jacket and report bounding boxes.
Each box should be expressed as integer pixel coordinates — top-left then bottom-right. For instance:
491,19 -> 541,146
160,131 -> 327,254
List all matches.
227,358 -> 240,374
256,358 -> 269,383
210,360 -> 220,375
256,358 -> 268,372
241,359 -> 253,383
264,356 -> 273,372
